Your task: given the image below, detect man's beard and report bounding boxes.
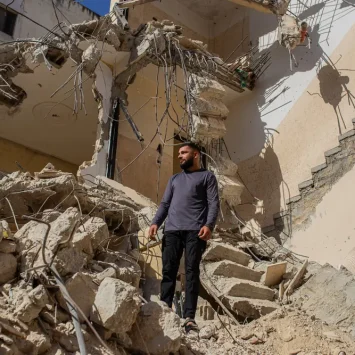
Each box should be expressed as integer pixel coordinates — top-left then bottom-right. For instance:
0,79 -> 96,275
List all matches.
180,156 -> 194,170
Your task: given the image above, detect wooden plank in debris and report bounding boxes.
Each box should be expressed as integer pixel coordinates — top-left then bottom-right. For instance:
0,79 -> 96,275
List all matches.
264,261 -> 287,287
285,259 -> 308,296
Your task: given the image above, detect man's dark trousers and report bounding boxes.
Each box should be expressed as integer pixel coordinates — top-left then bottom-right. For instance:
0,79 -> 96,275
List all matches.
161,230 -> 207,319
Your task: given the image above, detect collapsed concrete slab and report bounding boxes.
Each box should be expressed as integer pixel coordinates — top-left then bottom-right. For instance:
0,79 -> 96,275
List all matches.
223,296 -> 279,319
203,242 -> 251,266
214,277 -> 275,301
205,260 -> 263,282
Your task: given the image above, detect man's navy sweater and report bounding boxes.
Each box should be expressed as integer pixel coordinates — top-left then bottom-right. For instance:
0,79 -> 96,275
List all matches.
152,169 -> 220,232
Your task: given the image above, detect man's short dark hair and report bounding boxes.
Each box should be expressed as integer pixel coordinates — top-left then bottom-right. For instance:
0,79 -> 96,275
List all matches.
180,141 -> 201,153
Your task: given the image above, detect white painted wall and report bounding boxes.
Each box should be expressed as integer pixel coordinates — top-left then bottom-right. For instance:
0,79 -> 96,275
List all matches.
225,1 -> 355,162
0,0 -> 98,41
284,164 -> 355,268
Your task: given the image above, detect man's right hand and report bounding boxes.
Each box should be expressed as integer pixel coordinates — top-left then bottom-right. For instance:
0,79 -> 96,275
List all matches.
148,224 -> 158,240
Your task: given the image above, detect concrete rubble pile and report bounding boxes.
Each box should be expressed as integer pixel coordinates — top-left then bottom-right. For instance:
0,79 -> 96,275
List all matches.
0,165 -> 183,355
1,165 -> 355,355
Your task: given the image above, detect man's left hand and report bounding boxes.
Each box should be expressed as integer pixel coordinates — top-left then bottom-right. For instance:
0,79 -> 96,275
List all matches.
198,226 -> 212,241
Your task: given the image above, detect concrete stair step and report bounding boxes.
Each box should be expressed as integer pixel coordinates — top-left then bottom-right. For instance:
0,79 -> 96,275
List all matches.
214,276 -> 275,301
222,296 -> 279,319
205,260 -> 263,283
204,242 -> 250,266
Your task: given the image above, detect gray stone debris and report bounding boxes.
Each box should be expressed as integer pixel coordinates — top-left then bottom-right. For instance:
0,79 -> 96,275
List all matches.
78,216 -> 109,250
90,277 -> 141,334
128,301 -> 181,355
56,272 -> 98,322
15,285 -> 49,323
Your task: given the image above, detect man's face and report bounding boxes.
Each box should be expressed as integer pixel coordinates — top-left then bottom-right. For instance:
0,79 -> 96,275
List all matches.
178,146 -> 196,170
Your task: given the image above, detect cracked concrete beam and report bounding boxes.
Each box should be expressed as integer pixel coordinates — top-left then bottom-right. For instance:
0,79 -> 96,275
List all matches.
228,0 -> 290,15
113,0 -> 158,8
69,18 -> 130,52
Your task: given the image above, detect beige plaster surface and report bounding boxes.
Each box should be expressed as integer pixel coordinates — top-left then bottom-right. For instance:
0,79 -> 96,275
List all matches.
209,15 -> 249,61
0,136 -> 77,175
115,65 -> 186,202
235,23 -> 355,226
285,164 -> 355,268
0,60 -> 99,166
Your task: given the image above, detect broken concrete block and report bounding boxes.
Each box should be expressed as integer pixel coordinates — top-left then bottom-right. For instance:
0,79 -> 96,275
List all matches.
41,209 -> 61,223
15,207 -> 80,272
0,240 -> 16,254
71,231 -> 93,256
199,324 -> 216,340
0,252 -> 17,284
57,272 -> 98,322
223,296 -> 278,319
15,285 -> 49,323
129,301 -> 181,355
215,277 -> 275,301
50,207 -> 80,240
191,115 -> 226,144
203,242 -> 250,266
53,247 -> 88,277
189,74 -> 226,100
78,217 -> 109,250
211,156 -> 238,177
137,29 -> 166,57
205,260 -> 263,282
90,277 -> 141,334
218,175 -> 244,206
190,97 -> 229,118
95,267 -> 117,282
97,251 -> 141,288
82,44 -> 101,74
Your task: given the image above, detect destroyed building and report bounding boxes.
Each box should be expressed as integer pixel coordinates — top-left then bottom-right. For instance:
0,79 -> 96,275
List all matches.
0,0 -> 355,354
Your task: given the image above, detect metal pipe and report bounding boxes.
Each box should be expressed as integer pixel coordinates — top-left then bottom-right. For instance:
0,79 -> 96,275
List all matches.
118,98 -> 144,142
22,216 -> 87,355
106,99 -> 120,179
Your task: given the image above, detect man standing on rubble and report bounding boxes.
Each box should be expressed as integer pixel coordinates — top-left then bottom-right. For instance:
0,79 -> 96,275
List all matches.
149,142 -> 219,333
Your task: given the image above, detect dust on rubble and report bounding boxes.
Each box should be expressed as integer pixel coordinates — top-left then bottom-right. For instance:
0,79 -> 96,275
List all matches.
0,164 -> 355,355
183,305 -> 355,355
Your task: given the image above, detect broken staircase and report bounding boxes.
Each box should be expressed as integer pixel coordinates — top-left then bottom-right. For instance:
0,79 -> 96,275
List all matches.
200,241 -> 279,320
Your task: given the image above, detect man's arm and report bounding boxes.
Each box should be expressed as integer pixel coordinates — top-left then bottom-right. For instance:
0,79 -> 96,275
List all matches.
151,177 -> 174,228
205,173 -> 220,231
